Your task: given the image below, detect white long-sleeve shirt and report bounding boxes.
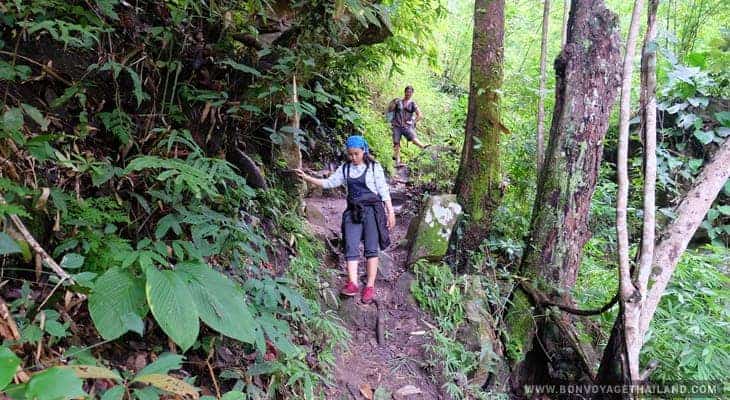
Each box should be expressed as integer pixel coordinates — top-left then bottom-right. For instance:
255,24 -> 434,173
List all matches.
321,162 -> 391,203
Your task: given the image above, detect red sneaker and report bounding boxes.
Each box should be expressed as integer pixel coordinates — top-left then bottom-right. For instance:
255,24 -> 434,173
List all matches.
361,286 -> 375,304
341,281 -> 359,297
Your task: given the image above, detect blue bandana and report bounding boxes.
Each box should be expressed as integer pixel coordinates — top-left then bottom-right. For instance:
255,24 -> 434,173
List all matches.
346,135 -> 369,154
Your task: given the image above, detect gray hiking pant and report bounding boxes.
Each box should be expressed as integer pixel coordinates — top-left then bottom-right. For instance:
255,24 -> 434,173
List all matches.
343,208 -> 379,261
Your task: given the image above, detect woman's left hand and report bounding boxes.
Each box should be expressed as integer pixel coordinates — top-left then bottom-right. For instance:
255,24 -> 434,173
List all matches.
387,211 -> 396,230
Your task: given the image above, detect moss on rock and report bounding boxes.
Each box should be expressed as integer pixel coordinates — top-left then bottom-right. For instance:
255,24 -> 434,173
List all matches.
407,194 -> 463,264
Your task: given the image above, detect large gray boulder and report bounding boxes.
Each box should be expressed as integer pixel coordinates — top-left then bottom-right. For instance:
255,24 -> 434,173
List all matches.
406,194 -> 462,265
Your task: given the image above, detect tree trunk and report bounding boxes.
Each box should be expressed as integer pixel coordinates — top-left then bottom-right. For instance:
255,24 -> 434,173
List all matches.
510,0 -> 621,389
537,0 -> 550,171
450,0 -> 505,268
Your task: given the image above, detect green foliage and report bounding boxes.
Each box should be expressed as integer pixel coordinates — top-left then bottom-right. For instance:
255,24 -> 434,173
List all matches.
98,108 -> 133,144
177,262 -> 257,344
641,246 -> 730,381
411,260 -> 465,332
89,268 -> 147,340
144,267 -> 200,351
653,57 -> 730,245
424,329 -> 481,399
0,232 -> 22,256
0,347 -> 21,390
24,367 -> 86,400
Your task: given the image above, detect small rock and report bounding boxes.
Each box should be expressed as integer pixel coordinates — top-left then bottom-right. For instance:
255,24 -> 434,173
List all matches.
339,296 -> 377,330
377,251 -> 395,281
394,385 -> 422,398
395,272 -> 417,307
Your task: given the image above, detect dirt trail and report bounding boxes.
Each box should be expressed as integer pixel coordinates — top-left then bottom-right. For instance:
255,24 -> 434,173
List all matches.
305,167 -> 443,399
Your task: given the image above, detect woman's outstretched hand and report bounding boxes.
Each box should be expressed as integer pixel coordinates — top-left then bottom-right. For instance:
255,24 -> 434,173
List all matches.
293,168 -> 307,180
387,211 -> 396,230
294,168 -> 326,188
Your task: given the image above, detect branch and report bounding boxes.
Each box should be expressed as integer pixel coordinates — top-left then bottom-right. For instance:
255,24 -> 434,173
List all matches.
0,194 -> 74,283
0,50 -> 73,86
230,34 -> 264,50
519,280 -> 618,316
640,138 -> 730,335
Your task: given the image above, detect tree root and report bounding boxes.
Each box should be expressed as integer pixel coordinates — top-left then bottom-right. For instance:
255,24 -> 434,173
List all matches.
375,300 -> 385,346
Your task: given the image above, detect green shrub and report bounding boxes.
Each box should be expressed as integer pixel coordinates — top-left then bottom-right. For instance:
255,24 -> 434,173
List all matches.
641,245 -> 730,381
411,260 -> 466,331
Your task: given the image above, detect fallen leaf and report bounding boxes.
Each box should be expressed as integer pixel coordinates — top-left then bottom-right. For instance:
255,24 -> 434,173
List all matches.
359,383 -> 373,399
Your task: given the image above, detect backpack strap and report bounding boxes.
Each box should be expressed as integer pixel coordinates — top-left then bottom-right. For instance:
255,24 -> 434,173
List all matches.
343,161 -> 371,184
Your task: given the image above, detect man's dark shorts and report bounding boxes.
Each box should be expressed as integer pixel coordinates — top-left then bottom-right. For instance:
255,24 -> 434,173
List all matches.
392,126 -> 416,144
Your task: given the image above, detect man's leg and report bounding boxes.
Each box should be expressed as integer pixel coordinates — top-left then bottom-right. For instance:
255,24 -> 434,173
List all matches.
412,137 -> 430,149
392,127 -> 403,165
407,128 -> 430,149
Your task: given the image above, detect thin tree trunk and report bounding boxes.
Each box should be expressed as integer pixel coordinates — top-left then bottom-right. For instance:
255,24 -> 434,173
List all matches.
537,0 -> 550,171
511,0 -> 621,389
616,0 -> 645,382
637,0 -> 659,321
561,0 -> 570,47
450,0 -> 504,267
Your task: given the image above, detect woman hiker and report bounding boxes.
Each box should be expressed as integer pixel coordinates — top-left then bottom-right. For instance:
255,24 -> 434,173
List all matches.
294,135 -> 395,304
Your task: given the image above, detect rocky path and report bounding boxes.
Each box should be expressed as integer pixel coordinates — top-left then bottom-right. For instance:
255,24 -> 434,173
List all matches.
304,167 -> 443,399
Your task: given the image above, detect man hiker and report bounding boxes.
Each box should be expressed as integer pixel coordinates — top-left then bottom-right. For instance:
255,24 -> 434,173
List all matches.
387,85 -> 430,166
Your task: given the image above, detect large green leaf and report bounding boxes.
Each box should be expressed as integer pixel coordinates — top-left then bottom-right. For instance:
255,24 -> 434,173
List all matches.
0,232 -> 21,256
693,130 -> 715,145
2,107 -> 24,133
221,391 -> 245,400
100,385 -> 125,400
26,367 -> 86,400
177,262 -> 257,344
60,253 -> 84,269
135,353 -> 183,378
0,347 -> 21,390
145,268 -> 199,351
89,268 -> 147,340
715,111 -> 730,127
